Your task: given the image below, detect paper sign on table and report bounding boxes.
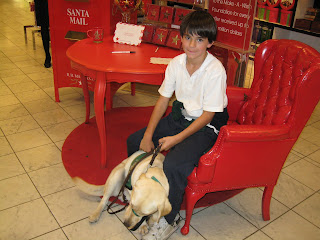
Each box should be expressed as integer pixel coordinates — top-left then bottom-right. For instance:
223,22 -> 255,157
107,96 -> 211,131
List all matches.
113,22 -> 145,46
150,57 -> 172,65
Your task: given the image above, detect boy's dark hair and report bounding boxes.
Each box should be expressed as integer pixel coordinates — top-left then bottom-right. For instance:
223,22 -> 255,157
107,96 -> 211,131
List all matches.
180,10 -> 217,43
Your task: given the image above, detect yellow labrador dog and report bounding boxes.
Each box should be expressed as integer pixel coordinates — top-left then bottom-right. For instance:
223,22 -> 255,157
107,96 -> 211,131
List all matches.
73,150 -> 171,235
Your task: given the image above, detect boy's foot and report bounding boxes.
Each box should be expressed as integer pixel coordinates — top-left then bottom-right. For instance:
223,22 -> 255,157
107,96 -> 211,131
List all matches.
142,216 -> 181,240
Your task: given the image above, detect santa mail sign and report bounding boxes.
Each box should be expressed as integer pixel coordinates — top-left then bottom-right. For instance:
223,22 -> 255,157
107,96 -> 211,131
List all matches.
67,8 -> 89,25
209,0 -> 256,50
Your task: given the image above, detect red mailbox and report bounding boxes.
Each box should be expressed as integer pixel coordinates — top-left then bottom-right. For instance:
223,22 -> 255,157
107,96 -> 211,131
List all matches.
48,0 -> 129,102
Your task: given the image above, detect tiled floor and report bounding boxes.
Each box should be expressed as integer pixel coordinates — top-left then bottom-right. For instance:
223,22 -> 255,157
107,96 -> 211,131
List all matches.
1,1 -> 320,240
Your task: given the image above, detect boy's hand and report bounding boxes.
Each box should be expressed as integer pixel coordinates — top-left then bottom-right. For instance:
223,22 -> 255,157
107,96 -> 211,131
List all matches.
159,136 -> 180,151
140,136 -> 155,153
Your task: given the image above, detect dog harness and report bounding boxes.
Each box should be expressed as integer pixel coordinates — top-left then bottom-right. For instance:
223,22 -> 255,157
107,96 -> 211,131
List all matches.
125,152 -> 148,190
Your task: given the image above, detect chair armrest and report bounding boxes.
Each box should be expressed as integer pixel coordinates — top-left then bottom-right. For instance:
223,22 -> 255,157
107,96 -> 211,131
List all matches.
226,86 -> 250,121
223,124 -> 290,142
190,124 -> 291,184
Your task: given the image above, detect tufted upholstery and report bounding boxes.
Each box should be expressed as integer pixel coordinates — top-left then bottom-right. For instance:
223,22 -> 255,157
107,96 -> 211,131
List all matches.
181,39 -> 320,235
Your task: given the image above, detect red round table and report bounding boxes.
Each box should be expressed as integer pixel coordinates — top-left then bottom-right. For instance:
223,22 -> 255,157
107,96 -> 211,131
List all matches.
66,36 -> 182,168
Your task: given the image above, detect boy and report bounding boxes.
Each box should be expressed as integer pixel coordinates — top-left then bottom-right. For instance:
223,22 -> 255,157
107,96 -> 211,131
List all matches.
127,10 -> 228,240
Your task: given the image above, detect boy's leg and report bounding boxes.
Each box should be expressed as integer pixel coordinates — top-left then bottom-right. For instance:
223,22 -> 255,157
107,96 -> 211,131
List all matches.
163,128 -> 217,224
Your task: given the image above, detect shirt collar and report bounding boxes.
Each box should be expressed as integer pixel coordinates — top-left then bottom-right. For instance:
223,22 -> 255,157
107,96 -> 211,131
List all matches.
180,52 -> 214,74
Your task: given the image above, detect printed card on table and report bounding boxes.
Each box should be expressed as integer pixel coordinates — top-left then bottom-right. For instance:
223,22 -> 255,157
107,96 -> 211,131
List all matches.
113,22 -> 145,46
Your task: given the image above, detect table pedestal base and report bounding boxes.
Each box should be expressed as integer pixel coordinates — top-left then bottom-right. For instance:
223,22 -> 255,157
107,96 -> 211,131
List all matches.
62,107 -> 243,209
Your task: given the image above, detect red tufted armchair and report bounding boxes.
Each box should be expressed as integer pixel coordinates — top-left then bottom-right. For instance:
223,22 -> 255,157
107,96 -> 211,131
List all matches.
181,39 -> 320,235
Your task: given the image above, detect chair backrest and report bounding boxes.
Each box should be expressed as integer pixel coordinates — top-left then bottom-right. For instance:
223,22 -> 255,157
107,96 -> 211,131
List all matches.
237,39 -> 320,136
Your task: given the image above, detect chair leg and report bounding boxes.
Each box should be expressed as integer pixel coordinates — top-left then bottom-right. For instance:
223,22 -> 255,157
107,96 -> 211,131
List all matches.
262,186 -> 274,221
131,82 -> 135,96
181,187 -> 205,235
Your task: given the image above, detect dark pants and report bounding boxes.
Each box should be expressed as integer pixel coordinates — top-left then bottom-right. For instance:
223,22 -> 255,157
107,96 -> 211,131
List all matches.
127,113 -> 218,224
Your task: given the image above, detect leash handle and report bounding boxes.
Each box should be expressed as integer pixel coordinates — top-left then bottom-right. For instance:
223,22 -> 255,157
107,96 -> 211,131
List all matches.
149,143 -> 162,167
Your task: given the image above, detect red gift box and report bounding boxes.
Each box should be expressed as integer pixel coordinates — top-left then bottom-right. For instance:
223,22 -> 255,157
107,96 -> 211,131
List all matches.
173,8 -> 193,25
142,24 -> 155,42
159,6 -> 174,24
146,4 -> 160,21
152,27 -> 169,45
166,30 -> 182,49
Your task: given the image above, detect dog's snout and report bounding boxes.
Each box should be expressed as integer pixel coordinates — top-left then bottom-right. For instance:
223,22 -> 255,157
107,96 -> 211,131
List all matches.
124,220 -> 131,228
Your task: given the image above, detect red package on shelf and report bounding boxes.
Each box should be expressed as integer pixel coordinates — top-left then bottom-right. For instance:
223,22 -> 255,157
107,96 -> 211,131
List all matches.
152,27 -> 169,45
159,6 -> 175,24
142,24 -> 155,42
166,30 -> 182,49
173,8 -> 193,25
146,4 -> 160,21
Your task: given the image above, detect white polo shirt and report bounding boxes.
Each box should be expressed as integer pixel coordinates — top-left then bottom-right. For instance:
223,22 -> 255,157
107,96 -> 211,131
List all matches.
159,52 -> 228,118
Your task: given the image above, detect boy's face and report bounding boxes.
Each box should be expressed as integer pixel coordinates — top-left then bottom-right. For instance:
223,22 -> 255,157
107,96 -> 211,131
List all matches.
181,32 -> 213,61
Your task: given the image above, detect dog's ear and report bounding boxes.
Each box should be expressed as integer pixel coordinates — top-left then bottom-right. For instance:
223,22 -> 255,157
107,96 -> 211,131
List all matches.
155,198 -> 172,223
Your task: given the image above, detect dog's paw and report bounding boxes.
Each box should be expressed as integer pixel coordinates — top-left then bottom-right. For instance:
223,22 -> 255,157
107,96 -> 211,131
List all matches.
88,213 -> 100,223
139,225 -> 149,236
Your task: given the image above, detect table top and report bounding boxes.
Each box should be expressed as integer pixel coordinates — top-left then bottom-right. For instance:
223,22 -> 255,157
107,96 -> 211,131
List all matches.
66,35 -> 182,75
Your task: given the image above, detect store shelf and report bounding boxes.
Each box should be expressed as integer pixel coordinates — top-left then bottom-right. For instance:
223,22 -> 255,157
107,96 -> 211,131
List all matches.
255,18 -> 320,37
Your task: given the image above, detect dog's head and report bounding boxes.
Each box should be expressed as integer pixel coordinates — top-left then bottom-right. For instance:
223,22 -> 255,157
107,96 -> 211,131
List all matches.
123,173 -> 171,230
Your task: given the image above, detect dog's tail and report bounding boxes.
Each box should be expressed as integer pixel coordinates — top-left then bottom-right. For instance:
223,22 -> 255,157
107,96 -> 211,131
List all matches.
72,177 -> 104,196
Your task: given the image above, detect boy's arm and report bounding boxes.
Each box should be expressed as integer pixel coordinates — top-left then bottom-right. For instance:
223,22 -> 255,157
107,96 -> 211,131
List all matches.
140,95 -> 170,152
159,111 -> 215,151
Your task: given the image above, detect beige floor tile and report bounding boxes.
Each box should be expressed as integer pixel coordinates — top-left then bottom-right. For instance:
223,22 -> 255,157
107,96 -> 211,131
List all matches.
7,81 -> 40,93
0,114 -> 39,135
21,65 -> 49,75
262,210 -> 320,240
62,213 -> 136,240
29,163 -> 75,197
15,89 -> 51,103
42,120 -> 79,142
44,187 -> 103,227
292,138 -> 319,156
225,188 -> 289,229
27,71 -> 54,81
282,159 -> 320,191
283,151 -> 303,168
32,108 -> 72,127
33,229 -> 68,240
0,136 -> 14,156
55,140 -> 65,151
0,62 -> 17,71
0,174 -> 40,210
245,231 -> 272,240
16,143 -> 62,172
0,153 -> 25,180
0,94 -> 20,107
0,198 -> 59,240
0,84 -> 13,96
8,54 -> 34,62
1,74 -> 33,85
6,128 -> 52,152
34,77 -> 54,88
13,59 -> 41,68
23,98 -> 61,114
308,149 -> 320,164
272,173 -> 314,208
0,103 -> 29,121
63,103 -> 95,119
55,92 -> 86,108
293,192 -> 320,227
0,68 -> 25,78
190,203 -> 257,240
